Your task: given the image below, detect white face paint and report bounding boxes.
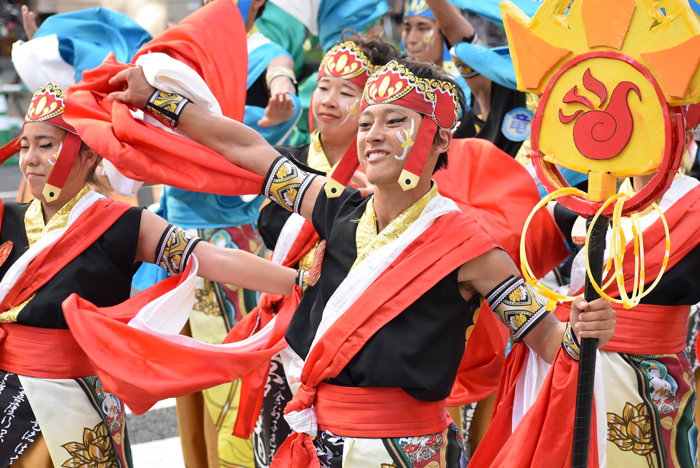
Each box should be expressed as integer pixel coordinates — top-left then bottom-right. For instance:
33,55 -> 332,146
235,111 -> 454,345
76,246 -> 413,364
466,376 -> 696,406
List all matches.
48,141 -> 62,168
394,119 -> 416,161
424,28 -> 435,51
339,98 -> 360,126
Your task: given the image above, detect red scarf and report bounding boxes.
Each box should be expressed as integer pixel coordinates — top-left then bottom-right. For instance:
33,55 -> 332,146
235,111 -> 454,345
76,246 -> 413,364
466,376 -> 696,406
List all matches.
272,211 -> 498,468
64,0 -> 263,197
225,220 -> 320,438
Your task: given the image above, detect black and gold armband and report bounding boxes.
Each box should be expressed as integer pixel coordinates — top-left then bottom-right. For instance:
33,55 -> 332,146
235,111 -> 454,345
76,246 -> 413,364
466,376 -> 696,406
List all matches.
263,156 -> 318,214
486,275 -> 548,342
145,89 -> 190,129
156,225 -> 202,276
562,322 -> 581,361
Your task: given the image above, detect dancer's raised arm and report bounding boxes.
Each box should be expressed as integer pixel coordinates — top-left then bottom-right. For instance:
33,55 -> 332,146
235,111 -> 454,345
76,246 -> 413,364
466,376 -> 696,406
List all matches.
108,67 -> 325,220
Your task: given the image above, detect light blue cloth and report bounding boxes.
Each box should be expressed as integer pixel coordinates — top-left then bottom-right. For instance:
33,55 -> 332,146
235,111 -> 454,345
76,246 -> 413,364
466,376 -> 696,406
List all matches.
318,0 -> 388,52
445,0 -> 543,28
33,7 -> 151,82
452,43 -> 518,90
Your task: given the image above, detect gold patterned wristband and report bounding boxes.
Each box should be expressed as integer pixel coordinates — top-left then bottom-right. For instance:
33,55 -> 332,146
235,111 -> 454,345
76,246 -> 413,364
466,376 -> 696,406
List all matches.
562,322 -> 581,361
265,66 -> 297,90
486,275 -> 549,342
263,156 -> 318,214
145,88 -> 190,129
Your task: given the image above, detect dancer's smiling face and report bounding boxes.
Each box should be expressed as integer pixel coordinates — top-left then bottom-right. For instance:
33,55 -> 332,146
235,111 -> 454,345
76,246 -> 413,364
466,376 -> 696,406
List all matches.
357,104 -> 423,187
312,77 -> 362,143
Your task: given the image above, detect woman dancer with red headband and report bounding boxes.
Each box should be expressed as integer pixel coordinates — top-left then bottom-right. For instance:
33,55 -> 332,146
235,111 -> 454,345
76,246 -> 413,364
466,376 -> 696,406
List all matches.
0,83 -> 299,468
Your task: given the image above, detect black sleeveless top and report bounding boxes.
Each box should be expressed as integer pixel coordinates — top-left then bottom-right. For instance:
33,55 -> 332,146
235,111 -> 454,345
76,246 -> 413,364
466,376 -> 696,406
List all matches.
285,187 -> 480,402
0,202 -> 143,329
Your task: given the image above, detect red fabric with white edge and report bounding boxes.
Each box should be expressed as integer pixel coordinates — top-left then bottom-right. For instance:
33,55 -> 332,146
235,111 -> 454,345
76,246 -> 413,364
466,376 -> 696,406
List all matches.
226,220 -> 320,439
63,260 -> 302,415
436,138 -> 569,406
63,0 -> 263,196
468,345 -> 599,468
272,210 -> 498,468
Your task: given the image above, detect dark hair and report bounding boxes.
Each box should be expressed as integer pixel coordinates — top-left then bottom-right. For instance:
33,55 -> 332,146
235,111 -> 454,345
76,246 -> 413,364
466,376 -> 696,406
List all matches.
78,142 -> 112,194
254,0 -> 267,20
340,30 -> 398,67
393,58 -> 466,173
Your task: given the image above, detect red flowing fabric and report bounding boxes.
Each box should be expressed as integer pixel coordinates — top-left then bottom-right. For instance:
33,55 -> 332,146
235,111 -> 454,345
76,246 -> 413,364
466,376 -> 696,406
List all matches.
63,265 -> 302,415
63,0 -> 263,196
272,211 -> 498,468
469,346 -> 599,468
436,138 -> 567,406
446,302 -> 508,406
225,221 -> 320,438
471,184 -> 700,468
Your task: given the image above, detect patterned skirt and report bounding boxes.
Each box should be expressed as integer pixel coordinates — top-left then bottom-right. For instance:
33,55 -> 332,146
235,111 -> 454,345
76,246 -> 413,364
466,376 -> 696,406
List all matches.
313,422 -> 466,468
602,350 -> 696,468
0,370 -> 131,468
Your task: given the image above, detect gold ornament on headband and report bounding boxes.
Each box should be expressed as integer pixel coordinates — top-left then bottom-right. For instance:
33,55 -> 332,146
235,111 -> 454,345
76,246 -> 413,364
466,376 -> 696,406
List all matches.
318,41 -> 375,89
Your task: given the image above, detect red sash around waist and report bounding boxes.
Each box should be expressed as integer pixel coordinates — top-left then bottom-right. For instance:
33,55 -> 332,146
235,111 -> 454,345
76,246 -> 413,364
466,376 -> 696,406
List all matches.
314,383 -> 452,438
0,323 -> 93,379
601,303 -> 689,355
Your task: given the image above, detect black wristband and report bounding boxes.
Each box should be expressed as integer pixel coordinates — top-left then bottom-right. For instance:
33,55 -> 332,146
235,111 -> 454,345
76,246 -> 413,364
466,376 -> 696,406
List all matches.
145,88 -> 190,129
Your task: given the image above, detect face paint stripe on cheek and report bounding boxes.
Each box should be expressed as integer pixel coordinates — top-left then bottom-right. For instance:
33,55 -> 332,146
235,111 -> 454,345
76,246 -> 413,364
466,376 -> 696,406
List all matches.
339,98 -> 360,126
394,119 -> 415,161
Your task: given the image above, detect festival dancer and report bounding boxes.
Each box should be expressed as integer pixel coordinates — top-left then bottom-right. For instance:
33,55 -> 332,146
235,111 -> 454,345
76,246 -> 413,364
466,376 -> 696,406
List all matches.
107,57 -> 616,467
127,1 -> 301,465
469,105 -> 700,468
253,34 -> 396,468
0,83 -> 300,468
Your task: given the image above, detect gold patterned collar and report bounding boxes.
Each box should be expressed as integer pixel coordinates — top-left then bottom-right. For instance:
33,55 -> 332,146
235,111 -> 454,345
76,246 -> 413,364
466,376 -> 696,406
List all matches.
306,131 -> 338,176
351,182 -> 439,271
25,185 -> 90,248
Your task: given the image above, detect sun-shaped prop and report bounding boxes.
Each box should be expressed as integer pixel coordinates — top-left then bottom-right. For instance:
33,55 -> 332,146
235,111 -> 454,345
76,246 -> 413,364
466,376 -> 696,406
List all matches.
502,0 -> 700,216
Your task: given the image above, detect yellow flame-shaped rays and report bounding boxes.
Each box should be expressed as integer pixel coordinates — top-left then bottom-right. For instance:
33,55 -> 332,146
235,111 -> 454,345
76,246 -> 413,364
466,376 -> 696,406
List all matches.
501,0 -> 700,105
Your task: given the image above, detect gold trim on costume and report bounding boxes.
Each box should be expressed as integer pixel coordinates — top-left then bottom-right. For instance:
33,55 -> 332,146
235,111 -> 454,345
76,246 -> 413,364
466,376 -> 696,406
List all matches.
0,185 -> 91,323
298,131 -> 337,272
486,275 -> 547,342
351,183 -> 439,272
155,225 -> 201,277
263,157 -> 318,214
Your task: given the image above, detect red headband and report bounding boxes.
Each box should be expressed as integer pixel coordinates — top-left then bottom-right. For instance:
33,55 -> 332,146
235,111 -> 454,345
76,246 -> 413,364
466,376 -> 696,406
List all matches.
317,41 -> 374,90
23,83 -> 82,202
325,61 -> 460,197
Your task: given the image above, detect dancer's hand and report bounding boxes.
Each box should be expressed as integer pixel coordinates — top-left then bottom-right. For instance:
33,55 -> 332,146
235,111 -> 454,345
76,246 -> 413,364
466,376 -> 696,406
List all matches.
108,66 -> 156,109
21,6 -> 38,40
258,92 -> 295,128
569,297 -> 616,348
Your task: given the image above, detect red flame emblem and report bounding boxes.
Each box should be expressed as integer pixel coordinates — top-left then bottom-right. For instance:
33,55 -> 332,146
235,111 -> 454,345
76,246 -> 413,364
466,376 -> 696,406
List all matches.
559,69 -> 641,160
